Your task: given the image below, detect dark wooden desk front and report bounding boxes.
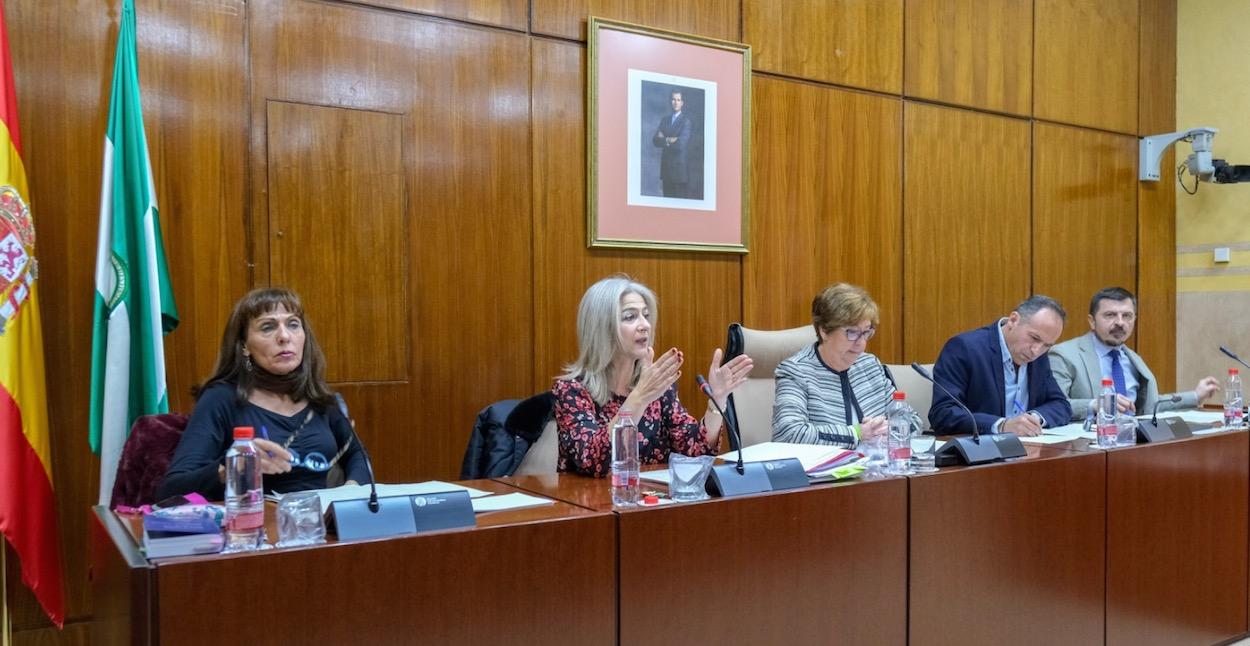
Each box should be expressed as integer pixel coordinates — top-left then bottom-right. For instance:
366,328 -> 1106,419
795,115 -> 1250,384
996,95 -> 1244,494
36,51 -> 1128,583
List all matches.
500,473 -> 908,645
90,479 -> 616,646
92,432 -> 1250,645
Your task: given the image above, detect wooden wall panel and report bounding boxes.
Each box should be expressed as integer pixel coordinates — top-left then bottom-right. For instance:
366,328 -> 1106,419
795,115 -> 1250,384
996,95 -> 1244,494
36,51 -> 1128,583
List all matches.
531,0 -> 740,42
6,0 -> 248,633
531,39 -> 742,411
904,103 -> 1032,363
904,0 -> 1032,115
745,0 -> 903,94
368,0 -> 528,30
250,0 -> 532,480
1138,0 -> 1177,136
745,78 -> 902,362
1033,122 -> 1138,344
1034,0 -> 1140,134
1136,0 -> 1176,390
266,102 -> 409,383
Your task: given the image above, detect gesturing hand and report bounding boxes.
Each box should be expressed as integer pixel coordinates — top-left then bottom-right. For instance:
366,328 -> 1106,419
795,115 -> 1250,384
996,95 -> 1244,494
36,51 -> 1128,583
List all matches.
704,348 -> 754,408
625,347 -> 683,414
253,438 -> 294,475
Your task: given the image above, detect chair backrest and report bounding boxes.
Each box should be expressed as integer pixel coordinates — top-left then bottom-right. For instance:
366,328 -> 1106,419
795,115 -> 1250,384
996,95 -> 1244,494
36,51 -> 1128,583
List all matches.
110,413 -> 189,509
886,363 -> 934,426
515,419 -> 558,476
723,323 -> 817,449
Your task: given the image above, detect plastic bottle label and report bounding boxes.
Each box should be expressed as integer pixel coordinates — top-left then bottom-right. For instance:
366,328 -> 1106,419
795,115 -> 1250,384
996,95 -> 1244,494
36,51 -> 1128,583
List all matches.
228,509 -> 263,531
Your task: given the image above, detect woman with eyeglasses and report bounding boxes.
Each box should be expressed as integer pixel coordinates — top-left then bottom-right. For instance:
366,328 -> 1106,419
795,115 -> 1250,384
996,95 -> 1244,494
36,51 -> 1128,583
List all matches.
156,288 -> 370,500
553,275 -> 754,477
772,283 -> 915,448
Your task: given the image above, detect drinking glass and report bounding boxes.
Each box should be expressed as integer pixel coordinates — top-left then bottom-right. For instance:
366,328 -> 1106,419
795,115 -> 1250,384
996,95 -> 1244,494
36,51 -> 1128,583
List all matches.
910,426 -> 939,473
1115,417 -> 1138,447
668,454 -> 714,502
861,435 -> 888,479
276,492 -> 326,548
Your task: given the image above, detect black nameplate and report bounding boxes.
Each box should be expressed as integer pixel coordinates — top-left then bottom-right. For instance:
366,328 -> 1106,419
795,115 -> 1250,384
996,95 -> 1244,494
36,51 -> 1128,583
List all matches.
1136,419 -> 1175,443
707,462 -> 772,498
935,435 -> 1003,467
330,490 -> 475,542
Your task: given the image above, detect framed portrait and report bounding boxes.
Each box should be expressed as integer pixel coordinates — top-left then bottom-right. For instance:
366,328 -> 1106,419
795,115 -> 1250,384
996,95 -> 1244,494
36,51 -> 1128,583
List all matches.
587,17 -> 750,253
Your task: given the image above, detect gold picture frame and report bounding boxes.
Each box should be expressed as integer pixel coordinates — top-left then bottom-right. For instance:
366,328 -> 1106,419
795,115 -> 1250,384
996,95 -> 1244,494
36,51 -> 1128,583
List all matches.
587,17 -> 750,253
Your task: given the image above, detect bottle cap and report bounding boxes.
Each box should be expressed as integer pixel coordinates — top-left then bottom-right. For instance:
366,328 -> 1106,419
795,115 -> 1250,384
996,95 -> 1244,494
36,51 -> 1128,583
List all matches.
1102,378 -> 1114,386
1232,368 -> 1240,375
642,495 -> 659,505
892,391 -> 906,400
232,426 -> 255,440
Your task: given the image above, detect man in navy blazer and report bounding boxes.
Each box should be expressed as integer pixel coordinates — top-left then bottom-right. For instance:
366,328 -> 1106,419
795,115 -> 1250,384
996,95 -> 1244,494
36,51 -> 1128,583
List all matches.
929,296 -> 1073,436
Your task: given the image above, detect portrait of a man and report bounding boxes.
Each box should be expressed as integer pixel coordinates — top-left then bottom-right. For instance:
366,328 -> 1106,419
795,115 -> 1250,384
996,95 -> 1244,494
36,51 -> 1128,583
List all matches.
638,81 -> 705,201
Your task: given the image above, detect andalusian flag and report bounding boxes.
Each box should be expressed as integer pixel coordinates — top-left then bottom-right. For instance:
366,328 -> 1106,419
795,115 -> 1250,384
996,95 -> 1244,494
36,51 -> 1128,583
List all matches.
90,0 -> 178,506
0,2 -> 66,628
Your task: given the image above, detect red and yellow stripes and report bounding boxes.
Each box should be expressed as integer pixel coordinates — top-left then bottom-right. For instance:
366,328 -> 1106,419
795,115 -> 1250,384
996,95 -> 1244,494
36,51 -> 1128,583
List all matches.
0,2 -> 64,628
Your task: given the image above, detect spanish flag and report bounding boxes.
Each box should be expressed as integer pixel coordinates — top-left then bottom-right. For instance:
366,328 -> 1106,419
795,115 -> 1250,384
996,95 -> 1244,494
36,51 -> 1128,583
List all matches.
0,0 -> 66,629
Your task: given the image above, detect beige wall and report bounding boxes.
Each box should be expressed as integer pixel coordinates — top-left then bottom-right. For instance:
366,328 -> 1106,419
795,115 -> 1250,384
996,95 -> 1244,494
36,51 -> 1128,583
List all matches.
1176,0 -> 1250,392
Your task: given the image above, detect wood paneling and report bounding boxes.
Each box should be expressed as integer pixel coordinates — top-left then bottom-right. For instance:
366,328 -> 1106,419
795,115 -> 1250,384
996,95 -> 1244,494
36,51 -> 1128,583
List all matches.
249,0 -> 532,480
266,101 -> 409,383
746,0 -> 903,94
532,0 -> 740,42
368,0 -> 529,31
531,39 -> 742,408
1138,0 -> 1176,135
1033,122 -> 1138,343
904,103 -> 1031,363
1034,0 -> 1140,134
904,0 -> 1032,115
6,0 -> 1178,641
745,77 -> 902,362
910,450 -> 1107,645
1138,149 -> 1176,390
1105,433 -> 1249,646
1136,0 -> 1177,390
6,0 -> 248,632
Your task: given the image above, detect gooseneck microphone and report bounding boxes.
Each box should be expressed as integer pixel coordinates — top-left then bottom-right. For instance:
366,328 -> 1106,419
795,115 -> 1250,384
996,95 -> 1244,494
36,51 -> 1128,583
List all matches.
911,363 -> 981,443
1220,346 -> 1250,371
696,375 -> 745,475
335,393 -> 380,514
1151,394 -> 1183,427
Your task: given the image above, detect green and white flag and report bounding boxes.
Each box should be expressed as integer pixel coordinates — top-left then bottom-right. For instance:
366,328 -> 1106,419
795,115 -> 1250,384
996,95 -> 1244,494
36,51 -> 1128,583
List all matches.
90,0 -> 178,506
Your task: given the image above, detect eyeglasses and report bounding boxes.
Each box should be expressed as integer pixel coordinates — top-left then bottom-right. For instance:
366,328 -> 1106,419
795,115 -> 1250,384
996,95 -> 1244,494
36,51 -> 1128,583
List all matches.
842,326 -> 876,342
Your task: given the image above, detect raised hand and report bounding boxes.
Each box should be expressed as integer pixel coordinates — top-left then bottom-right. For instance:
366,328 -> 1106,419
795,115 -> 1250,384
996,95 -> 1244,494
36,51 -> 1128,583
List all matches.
625,347 -> 683,413
704,348 -> 754,408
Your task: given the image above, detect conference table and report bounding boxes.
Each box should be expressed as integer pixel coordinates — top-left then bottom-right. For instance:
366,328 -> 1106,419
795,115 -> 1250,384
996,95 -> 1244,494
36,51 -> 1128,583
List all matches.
92,427 -> 1250,646
90,479 -> 617,645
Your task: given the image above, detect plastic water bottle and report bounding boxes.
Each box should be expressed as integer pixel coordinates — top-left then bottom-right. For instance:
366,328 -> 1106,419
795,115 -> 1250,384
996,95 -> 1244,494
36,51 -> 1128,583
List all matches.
1096,378 -> 1118,448
1225,369 -> 1245,429
885,392 -> 914,476
611,410 -> 640,506
224,426 -> 264,552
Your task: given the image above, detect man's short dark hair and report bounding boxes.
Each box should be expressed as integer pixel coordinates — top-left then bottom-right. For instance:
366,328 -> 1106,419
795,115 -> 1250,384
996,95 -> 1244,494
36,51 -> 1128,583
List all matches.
1089,287 -> 1137,317
1016,295 -> 1066,323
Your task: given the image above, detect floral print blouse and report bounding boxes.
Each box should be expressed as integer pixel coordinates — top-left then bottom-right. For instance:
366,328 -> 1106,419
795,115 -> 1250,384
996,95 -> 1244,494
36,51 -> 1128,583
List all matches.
553,378 -> 714,477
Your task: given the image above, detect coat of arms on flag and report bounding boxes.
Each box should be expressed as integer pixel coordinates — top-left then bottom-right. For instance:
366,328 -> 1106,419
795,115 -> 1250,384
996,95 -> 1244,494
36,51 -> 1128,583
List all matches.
0,184 -> 36,335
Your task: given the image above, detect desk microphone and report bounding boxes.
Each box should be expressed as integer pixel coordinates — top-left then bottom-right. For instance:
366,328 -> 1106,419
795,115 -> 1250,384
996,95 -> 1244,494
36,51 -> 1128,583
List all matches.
1220,345 -> 1250,371
335,393 -> 379,513
696,375 -> 745,475
911,363 -> 979,443
1151,394 -> 1182,427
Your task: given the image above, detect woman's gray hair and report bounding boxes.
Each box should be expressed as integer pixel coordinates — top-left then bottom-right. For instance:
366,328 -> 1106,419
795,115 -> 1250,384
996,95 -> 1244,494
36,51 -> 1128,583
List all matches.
559,275 -> 658,405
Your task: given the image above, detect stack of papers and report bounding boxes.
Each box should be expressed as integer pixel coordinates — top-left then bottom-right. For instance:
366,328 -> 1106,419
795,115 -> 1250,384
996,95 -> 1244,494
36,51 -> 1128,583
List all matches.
283,482 -> 555,515
719,442 -> 865,480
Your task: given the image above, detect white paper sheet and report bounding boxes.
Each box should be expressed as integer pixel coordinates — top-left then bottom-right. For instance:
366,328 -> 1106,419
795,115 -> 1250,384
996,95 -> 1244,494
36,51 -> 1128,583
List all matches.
718,442 -> 856,471
288,481 -> 493,513
470,492 -> 555,513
